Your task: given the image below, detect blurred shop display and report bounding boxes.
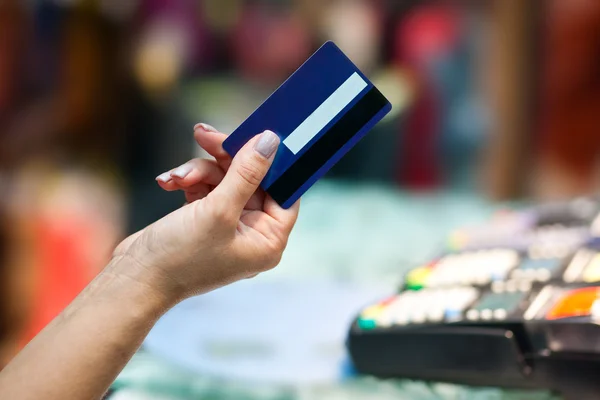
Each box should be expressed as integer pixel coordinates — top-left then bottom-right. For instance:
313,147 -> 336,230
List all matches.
0,206 -> 8,366
392,4 -> 489,190
231,1 -> 312,86
0,0 -> 188,360
1,164 -> 125,365
534,0 -> 600,199
1,3 -> 600,398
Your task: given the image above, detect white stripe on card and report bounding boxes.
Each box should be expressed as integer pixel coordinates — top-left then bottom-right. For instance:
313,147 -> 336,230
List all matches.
282,72 -> 367,155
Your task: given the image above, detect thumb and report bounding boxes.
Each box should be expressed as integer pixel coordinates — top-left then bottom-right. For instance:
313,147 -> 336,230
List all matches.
211,130 -> 279,214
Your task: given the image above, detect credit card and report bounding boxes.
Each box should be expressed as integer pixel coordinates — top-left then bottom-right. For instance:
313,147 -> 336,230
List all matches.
222,41 -> 392,208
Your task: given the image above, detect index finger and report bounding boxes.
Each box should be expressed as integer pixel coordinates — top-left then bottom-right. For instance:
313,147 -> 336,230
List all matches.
193,123 -> 231,166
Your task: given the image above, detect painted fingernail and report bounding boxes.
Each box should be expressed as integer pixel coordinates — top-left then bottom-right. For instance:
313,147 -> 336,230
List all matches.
156,172 -> 172,183
171,163 -> 193,179
254,130 -> 279,158
194,122 -> 218,132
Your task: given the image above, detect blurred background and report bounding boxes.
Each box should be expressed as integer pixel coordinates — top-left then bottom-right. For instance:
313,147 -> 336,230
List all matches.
0,0 -> 599,398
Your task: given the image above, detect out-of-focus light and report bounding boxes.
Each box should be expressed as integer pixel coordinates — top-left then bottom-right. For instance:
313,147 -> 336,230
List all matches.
321,0 -> 381,73
371,67 -> 414,122
547,287 -> 600,320
592,214 -> 600,237
51,0 -> 79,7
99,0 -> 139,22
0,0 -> 25,114
201,0 -> 243,32
231,6 -> 311,85
394,5 -> 460,65
133,20 -> 186,97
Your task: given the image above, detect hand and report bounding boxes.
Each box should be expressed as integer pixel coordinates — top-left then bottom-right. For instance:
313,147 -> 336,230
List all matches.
111,125 -> 300,306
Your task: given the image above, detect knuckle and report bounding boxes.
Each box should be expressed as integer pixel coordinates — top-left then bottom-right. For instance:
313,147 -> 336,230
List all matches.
266,225 -> 289,253
257,259 -> 275,273
272,236 -> 287,254
272,224 -> 290,248
246,241 -> 285,273
195,159 -> 215,177
268,252 -> 283,269
273,250 -> 284,265
260,244 -> 284,271
236,157 -> 265,187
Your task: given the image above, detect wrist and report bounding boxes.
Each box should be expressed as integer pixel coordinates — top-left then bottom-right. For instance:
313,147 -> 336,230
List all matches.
98,256 -> 176,320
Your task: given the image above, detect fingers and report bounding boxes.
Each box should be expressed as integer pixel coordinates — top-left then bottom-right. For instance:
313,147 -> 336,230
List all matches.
194,123 -> 230,162
155,122 -> 231,199
170,158 -> 225,187
156,158 -> 225,194
155,174 -> 180,191
239,197 -> 299,245
210,130 -> 279,216
192,124 -> 265,210
264,196 -> 300,237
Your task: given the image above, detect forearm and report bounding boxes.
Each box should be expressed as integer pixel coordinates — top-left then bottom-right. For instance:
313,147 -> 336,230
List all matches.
0,258 -> 170,400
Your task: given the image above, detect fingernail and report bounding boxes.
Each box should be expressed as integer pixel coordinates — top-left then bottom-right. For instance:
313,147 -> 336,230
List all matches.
171,163 -> 193,179
194,122 -> 218,132
156,172 -> 172,183
254,130 -> 279,158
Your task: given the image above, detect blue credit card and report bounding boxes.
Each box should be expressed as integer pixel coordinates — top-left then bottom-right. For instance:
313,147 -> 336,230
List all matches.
222,41 -> 392,208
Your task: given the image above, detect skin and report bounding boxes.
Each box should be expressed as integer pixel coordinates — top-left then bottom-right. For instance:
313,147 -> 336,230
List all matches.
0,124 -> 299,400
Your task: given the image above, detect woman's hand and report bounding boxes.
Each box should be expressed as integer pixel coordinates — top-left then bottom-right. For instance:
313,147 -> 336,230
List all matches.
111,125 -> 299,306
0,124 -> 300,400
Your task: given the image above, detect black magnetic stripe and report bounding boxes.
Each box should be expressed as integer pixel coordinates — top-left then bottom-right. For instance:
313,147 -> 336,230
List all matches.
268,86 -> 388,204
